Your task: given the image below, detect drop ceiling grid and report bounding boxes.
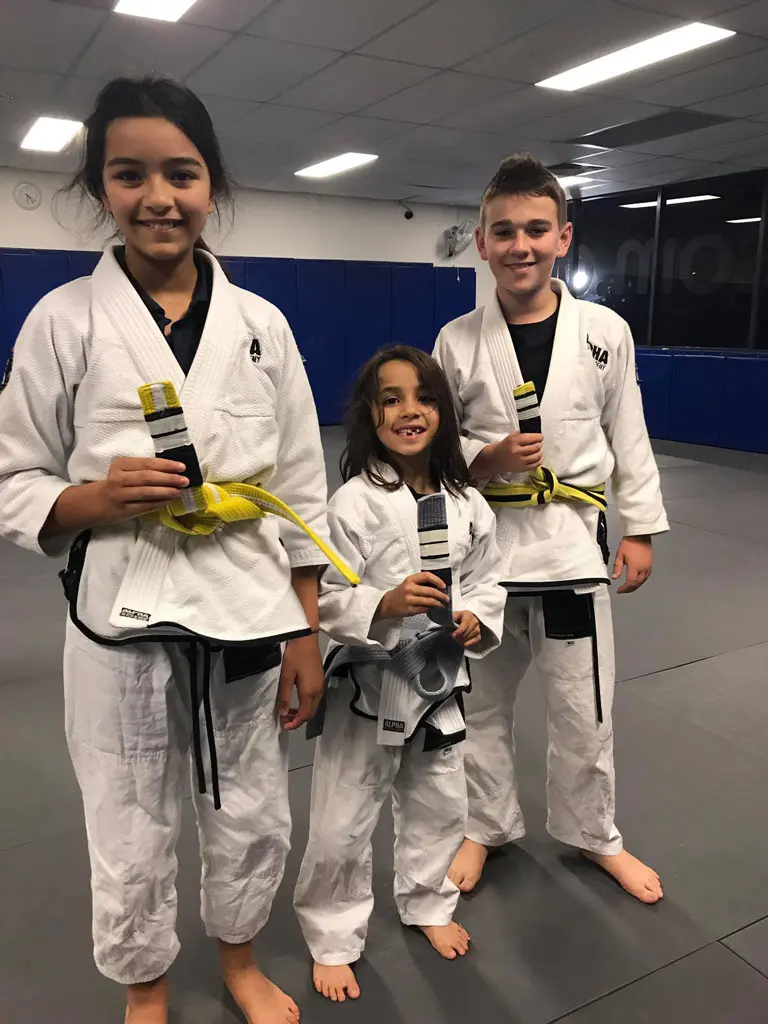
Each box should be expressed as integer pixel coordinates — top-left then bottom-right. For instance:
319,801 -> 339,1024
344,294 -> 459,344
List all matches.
3,0 -> 768,203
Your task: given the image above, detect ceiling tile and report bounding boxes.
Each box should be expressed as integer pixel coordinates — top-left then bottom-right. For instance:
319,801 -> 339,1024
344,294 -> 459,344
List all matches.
186,35 -> 340,102
224,104 -> 340,147
275,56 -> 435,114
716,0 -> 768,40
732,149 -> 768,167
627,118 -> 768,156
459,0 -> 677,85
197,94 -> 262,131
678,130 -> 768,164
360,0 -> 569,69
182,0 -> 273,31
693,83 -> 768,119
0,69 -> 62,117
575,147 -> 656,168
246,0 -> 434,51
307,116 -> 417,149
628,46 -> 768,108
513,97 -> 666,142
439,86 -> 583,132
618,0 -> 751,15
363,72 -> 518,124
0,0 -> 107,75
379,124 -> 511,163
614,155 -> 715,180
74,17 -> 230,81
43,75 -> 106,120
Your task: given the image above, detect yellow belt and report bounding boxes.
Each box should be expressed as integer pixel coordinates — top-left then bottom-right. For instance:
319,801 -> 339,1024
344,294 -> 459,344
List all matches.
482,467 -> 607,512
138,382 -> 360,586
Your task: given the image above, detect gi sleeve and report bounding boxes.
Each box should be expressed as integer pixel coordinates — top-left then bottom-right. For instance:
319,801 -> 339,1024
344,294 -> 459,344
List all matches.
268,311 -> 331,567
318,503 -> 402,650
602,321 -> 669,538
0,300 -> 76,555
433,328 -> 488,469
457,490 -> 506,657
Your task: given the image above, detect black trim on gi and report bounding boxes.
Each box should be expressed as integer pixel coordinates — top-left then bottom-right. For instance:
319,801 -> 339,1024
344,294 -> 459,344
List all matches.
541,590 -> 603,726
59,531 -> 296,810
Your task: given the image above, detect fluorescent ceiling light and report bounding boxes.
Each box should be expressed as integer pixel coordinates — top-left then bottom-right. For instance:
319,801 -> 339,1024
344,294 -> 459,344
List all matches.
295,152 -> 378,180
727,217 -> 760,224
621,195 -> 720,209
666,194 -> 720,205
537,22 -> 735,91
20,116 -> 83,153
575,144 -> 609,151
557,175 -> 594,188
114,0 -> 197,21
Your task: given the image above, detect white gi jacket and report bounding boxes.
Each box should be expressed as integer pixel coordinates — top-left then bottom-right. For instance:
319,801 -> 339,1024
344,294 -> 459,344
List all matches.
434,279 -> 668,590
318,467 -> 506,744
0,246 -> 329,645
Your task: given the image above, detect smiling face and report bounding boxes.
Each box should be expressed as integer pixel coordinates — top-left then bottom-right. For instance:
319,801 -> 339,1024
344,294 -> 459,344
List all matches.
373,358 -> 440,462
101,116 -> 213,264
477,193 -> 572,301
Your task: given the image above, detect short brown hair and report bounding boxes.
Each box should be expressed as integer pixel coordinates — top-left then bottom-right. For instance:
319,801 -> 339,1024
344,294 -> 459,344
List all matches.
480,153 -> 567,227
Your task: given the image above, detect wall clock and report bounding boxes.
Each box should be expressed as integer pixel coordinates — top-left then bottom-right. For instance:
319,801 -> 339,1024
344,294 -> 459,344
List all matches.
14,181 -> 42,211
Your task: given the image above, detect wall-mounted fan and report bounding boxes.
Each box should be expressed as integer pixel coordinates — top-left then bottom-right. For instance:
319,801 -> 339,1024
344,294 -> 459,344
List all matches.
445,219 -> 474,258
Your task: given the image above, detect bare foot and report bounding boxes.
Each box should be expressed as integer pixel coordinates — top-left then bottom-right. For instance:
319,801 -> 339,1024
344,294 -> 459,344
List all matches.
583,849 -> 663,904
125,976 -> 168,1024
220,941 -> 299,1023
313,963 -> 361,1002
448,838 -> 488,892
419,922 -> 470,960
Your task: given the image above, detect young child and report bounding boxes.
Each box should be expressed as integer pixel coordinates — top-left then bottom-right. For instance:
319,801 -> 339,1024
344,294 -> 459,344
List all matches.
293,346 -> 506,1002
434,154 -> 668,904
0,77 -> 355,1024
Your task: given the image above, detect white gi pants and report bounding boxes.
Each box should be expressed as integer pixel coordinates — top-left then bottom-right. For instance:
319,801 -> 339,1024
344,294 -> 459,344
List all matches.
293,679 -> 466,966
464,586 -> 623,856
63,624 -> 291,985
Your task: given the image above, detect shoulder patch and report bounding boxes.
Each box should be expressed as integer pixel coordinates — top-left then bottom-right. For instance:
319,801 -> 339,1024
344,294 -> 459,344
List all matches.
0,350 -> 13,393
586,335 -> 609,371
249,338 -> 261,363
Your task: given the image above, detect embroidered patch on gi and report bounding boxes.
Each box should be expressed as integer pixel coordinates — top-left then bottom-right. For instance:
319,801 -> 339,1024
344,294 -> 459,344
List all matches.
586,336 -> 609,371
0,350 -> 13,392
250,338 -> 261,363
383,718 -> 405,733
120,607 -> 151,622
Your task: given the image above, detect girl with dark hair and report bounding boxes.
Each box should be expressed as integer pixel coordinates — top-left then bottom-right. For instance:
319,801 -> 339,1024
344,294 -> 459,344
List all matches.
294,346 -> 506,1002
0,77 -> 347,1024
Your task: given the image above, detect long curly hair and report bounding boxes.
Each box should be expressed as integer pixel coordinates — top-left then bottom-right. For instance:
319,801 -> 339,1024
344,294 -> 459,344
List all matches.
340,345 -> 472,497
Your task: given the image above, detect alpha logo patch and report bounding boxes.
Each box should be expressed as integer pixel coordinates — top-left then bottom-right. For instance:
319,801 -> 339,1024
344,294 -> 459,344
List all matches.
587,336 -> 609,370
383,718 -> 405,733
250,338 -> 261,363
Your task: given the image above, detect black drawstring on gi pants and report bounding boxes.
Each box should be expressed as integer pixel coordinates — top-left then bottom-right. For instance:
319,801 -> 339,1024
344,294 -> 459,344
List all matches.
187,640 -> 222,811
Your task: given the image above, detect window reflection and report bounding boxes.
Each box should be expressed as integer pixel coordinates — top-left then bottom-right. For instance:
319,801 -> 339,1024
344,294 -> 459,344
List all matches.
573,191 -> 657,345
653,172 -> 763,350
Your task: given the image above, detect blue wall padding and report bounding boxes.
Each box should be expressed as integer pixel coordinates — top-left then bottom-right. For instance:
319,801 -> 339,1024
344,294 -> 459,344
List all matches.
721,354 -> 768,454
392,263 -> 435,352
434,266 -> 476,335
0,248 -> 477,426
636,349 -> 672,441
668,352 -> 726,447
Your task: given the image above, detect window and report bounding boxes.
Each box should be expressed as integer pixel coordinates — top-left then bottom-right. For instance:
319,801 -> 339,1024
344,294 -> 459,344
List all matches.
652,172 -> 764,350
573,190 -> 657,346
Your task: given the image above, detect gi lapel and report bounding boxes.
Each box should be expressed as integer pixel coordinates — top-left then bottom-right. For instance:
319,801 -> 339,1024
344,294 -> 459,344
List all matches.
481,294 -> 523,433
539,279 -> 581,435
92,246 -> 184,391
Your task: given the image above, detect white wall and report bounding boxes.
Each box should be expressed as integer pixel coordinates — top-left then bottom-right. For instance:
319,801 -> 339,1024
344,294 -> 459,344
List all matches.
0,166 -> 496,308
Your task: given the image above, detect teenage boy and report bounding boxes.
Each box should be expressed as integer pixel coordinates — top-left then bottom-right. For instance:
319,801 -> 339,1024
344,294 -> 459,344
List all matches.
433,154 -> 667,903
